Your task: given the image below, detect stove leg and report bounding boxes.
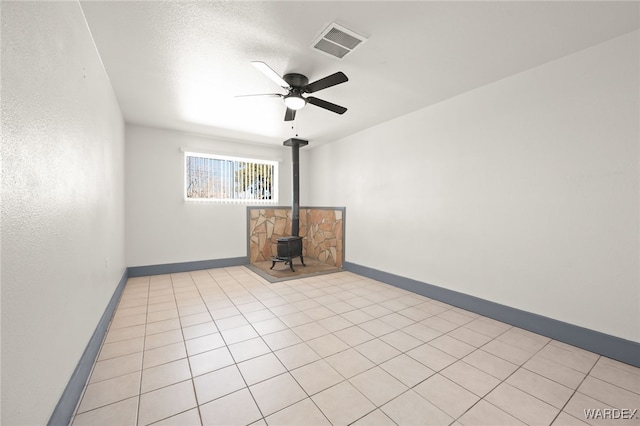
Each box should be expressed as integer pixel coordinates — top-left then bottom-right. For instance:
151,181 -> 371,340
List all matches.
270,261 -> 276,270
289,258 -> 295,272
300,254 -> 305,267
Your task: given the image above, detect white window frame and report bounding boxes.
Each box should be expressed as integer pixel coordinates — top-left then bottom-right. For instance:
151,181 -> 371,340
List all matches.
184,151 -> 279,204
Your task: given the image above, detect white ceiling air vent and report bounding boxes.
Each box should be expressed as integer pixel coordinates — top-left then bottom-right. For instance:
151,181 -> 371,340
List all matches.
311,23 -> 366,59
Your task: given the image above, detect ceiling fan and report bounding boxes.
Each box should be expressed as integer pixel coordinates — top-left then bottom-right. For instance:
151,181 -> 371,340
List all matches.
238,61 -> 348,121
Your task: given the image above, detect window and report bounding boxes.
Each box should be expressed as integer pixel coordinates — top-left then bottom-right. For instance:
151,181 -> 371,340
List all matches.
184,151 -> 278,203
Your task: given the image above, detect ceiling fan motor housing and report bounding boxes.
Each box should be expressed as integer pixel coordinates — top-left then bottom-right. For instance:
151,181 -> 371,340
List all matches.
283,73 -> 309,89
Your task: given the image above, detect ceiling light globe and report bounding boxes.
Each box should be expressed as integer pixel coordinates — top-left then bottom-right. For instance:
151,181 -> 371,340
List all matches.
284,95 -> 306,110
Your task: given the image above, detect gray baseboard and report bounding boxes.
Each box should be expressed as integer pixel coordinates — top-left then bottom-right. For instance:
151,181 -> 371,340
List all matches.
344,262 -> 640,368
127,256 -> 249,277
47,268 -> 129,426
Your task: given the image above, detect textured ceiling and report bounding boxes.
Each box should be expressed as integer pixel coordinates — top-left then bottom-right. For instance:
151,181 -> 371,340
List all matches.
81,1 -> 639,147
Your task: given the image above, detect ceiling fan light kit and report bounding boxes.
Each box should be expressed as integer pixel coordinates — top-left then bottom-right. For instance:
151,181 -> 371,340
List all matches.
241,61 -> 349,121
284,94 -> 306,110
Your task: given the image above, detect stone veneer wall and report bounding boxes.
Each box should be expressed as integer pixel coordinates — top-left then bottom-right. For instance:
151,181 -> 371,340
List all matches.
248,207 -> 344,268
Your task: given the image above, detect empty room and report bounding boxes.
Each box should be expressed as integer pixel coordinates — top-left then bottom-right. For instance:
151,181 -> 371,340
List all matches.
2,1 -> 638,425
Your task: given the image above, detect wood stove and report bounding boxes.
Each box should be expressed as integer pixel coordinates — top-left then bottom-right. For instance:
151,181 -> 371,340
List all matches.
270,138 -> 308,272
271,236 -> 305,272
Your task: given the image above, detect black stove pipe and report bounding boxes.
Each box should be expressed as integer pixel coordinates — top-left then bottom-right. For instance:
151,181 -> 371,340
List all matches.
283,138 -> 308,236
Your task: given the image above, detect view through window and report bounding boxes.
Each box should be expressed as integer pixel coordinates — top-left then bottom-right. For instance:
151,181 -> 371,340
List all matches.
185,152 -> 278,203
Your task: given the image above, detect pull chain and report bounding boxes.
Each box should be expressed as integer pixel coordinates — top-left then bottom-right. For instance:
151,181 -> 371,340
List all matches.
291,120 -> 300,138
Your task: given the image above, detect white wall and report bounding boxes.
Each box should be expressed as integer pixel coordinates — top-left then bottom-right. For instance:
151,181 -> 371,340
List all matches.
126,125 -> 301,267
1,2 -> 126,425
309,31 -> 639,342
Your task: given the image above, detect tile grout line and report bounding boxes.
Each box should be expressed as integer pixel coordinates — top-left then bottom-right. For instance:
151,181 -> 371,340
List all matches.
70,279 -> 149,423
377,314 -> 516,425
577,358 -> 640,394
202,267 -> 269,424
67,300 -> 121,423
239,266 -> 386,424
74,266 -> 640,426
451,333 -> 560,425
135,275 -> 199,425
202,273 -> 440,424
550,354 -> 602,426
293,270 -> 536,425
247,266 -> 433,425
135,276 -> 151,426
401,301 -> 596,422
251,268 -> 371,425
241,268 -> 634,425
241,266 -> 587,426
174,272 -> 205,426
404,325 -> 511,425
232,268 -> 337,424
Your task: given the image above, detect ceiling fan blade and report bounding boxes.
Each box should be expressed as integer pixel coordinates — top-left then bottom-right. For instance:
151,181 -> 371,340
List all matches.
284,108 -> 296,121
251,61 -> 289,88
304,72 -> 348,93
307,97 -> 347,115
235,93 -> 283,98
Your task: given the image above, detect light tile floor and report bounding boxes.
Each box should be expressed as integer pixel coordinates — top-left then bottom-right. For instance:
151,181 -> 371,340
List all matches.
71,266 -> 640,426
